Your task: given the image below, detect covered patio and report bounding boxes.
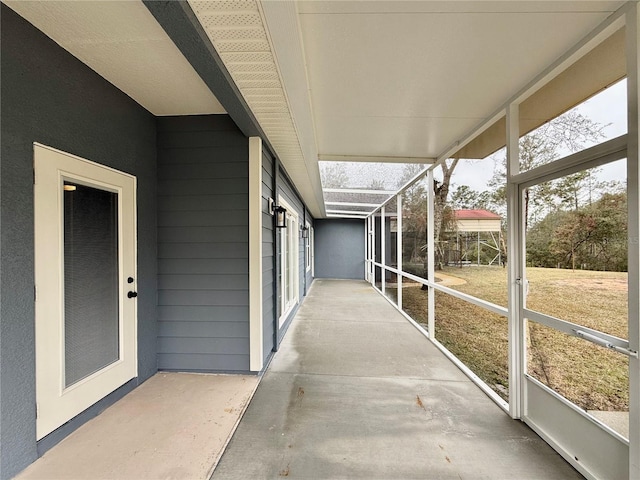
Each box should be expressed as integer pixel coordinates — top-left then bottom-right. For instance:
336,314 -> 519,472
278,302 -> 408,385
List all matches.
2,1 -> 639,479
213,279 -> 580,479
15,280 -> 580,479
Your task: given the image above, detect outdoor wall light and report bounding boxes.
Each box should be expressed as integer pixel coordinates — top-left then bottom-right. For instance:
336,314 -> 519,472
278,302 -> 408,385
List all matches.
268,197 -> 287,228
274,205 -> 287,228
301,226 -> 309,238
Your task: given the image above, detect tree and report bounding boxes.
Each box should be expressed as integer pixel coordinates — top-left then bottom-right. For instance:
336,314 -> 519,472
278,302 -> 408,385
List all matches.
320,162 -> 348,188
450,185 -> 492,210
527,192 -> 627,271
397,165 -> 429,268
433,159 -> 459,268
489,110 -> 608,228
368,178 -> 386,190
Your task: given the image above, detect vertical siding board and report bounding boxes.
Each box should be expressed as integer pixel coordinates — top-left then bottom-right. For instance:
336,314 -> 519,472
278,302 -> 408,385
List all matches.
157,115 -> 250,372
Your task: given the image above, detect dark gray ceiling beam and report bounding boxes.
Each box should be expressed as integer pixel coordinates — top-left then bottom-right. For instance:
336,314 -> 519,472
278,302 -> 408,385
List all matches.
143,1 -> 268,142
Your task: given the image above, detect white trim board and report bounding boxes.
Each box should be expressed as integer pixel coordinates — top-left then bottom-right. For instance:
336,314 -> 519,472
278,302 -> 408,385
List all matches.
249,137 -> 264,372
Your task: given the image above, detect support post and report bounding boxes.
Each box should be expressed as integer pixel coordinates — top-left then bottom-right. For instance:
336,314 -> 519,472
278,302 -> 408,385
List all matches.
397,193 -> 403,309
626,4 -> 640,477
427,170 -> 435,338
506,103 -> 523,419
372,212 -> 376,286
381,205 -> 386,293
249,137 -> 264,371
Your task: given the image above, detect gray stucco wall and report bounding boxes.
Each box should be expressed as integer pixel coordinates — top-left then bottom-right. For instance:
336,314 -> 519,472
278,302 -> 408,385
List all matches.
156,115 -> 250,372
315,219 -> 366,280
1,6 -> 158,478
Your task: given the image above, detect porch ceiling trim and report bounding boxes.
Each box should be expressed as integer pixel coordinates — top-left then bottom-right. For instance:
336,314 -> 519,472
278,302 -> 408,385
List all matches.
185,0 -> 325,218
318,154 -> 435,164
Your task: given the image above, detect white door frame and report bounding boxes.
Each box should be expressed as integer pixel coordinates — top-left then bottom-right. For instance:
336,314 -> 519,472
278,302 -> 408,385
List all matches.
278,195 -> 299,325
34,144 -> 137,439
509,137 -> 632,480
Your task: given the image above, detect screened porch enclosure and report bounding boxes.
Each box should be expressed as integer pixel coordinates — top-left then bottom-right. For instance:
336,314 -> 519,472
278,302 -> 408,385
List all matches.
317,7 -> 640,479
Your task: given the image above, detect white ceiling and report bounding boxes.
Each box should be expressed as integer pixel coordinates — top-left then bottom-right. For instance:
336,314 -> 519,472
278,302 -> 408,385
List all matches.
295,1 -> 625,161
4,0 -> 628,219
4,0 -> 225,116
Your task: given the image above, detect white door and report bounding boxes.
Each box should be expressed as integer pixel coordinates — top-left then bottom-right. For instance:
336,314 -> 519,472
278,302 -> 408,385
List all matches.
278,197 -> 299,325
34,144 -> 137,440
516,155 -> 633,479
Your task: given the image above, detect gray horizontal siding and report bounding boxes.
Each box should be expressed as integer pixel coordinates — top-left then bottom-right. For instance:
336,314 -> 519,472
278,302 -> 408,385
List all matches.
159,274 -> 248,290
158,226 -> 247,243
158,210 -> 248,227
159,194 -> 248,211
158,321 -> 248,338
158,290 -> 248,306
158,354 -> 249,372
159,243 -> 248,259
158,305 -> 248,322
159,259 -> 248,275
158,178 -> 248,195
262,147 -> 275,363
157,115 -> 250,373
158,337 -> 248,355
159,162 -> 247,179
158,147 -> 247,165
158,131 -> 247,149
156,114 -> 240,133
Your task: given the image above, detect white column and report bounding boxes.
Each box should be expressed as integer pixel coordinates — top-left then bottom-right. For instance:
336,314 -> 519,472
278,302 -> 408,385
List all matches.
381,205 -> 386,293
364,217 -> 369,282
249,137 -> 264,372
626,4 -> 640,478
506,103 -> 523,419
371,212 -> 376,286
397,193 -> 403,309
427,170 -> 435,338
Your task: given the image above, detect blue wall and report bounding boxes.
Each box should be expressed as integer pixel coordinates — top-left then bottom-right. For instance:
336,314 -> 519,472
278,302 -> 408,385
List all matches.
261,148 -> 276,363
0,6 -> 158,478
315,219 -> 365,280
157,115 -> 251,372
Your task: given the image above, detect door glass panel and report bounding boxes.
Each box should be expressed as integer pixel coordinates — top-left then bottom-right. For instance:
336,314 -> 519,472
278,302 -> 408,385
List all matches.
524,159 -> 628,340
523,157 -> 629,438
64,182 -> 119,387
278,228 -> 285,315
527,320 -> 629,439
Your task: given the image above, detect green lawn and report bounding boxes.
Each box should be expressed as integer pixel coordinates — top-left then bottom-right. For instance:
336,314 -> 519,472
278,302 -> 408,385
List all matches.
400,266 -> 629,411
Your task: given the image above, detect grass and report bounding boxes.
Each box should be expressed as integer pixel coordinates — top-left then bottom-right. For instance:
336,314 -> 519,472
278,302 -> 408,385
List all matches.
399,266 -> 629,411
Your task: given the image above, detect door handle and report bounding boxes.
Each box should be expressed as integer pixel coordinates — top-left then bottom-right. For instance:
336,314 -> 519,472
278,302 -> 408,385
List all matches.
127,291 -> 138,299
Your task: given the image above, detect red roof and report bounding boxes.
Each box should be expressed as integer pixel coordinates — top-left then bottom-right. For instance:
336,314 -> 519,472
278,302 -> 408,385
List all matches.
454,209 -> 501,220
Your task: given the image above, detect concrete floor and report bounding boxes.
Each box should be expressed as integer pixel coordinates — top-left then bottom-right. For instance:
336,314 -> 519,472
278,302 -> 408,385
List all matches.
17,372 -> 258,480
212,279 -> 583,480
